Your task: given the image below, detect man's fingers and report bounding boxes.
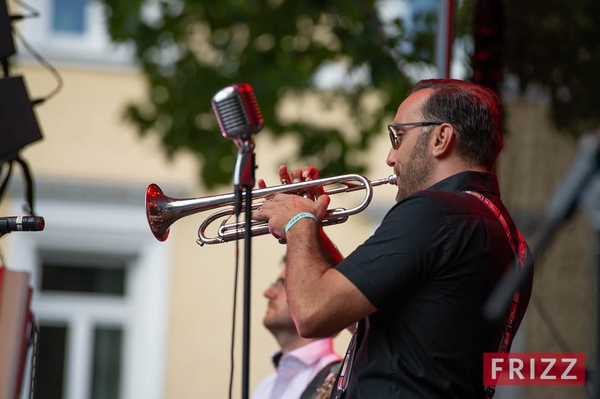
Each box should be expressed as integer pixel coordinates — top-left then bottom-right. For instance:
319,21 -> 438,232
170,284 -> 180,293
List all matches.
278,165 -> 292,185
315,194 -> 331,219
279,165 -> 320,185
303,166 -> 320,181
290,166 -> 318,183
317,193 -> 330,207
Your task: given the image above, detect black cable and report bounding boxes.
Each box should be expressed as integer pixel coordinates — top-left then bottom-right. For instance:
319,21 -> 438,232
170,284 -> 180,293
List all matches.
28,314 -> 39,399
11,26 -> 63,104
0,162 -> 14,204
229,215 -> 241,399
14,156 -> 36,215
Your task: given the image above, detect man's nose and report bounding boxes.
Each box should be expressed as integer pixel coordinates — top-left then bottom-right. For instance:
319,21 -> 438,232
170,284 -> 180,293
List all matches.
386,147 -> 396,167
264,285 -> 275,298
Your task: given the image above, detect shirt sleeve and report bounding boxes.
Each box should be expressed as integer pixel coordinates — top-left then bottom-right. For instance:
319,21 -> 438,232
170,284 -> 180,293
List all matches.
335,193 -> 454,311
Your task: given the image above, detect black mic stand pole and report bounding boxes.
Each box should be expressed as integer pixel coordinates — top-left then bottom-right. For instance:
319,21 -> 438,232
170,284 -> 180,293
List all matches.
233,138 -> 256,399
485,134 -> 600,320
484,133 -> 600,397
583,176 -> 600,399
595,225 -> 600,399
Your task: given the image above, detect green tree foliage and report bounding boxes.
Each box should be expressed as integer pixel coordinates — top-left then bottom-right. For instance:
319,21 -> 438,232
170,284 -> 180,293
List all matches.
100,0 -> 439,188
100,0 -> 599,187
503,0 -> 600,135
460,0 -> 600,136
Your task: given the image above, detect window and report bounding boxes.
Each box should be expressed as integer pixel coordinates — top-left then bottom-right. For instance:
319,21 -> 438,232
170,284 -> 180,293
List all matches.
14,0 -> 134,66
33,251 -> 132,399
40,255 -> 127,296
91,326 -> 123,399
7,179 -> 171,399
36,324 -> 68,398
52,0 -> 87,34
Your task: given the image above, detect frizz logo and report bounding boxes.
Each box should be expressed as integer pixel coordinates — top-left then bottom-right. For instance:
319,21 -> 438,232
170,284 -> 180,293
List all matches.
484,353 -> 586,386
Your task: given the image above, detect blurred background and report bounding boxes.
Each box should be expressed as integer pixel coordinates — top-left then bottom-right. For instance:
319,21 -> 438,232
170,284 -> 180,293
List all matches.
0,0 -> 597,398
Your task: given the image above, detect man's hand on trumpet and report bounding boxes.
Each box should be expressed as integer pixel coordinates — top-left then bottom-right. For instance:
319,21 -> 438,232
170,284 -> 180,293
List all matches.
276,165 -> 319,185
266,165 -> 324,200
255,165 -> 329,241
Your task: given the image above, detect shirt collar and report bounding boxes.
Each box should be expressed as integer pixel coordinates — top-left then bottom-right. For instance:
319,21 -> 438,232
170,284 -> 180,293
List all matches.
270,338 -> 335,369
426,171 -> 500,197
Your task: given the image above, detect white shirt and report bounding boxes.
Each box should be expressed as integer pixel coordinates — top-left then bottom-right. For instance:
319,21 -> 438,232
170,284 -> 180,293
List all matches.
252,338 -> 341,399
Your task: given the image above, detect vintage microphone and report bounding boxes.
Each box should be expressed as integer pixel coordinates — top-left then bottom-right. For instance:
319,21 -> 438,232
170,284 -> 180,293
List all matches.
212,83 -> 264,143
212,83 -> 263,399
212,83 -> 264,216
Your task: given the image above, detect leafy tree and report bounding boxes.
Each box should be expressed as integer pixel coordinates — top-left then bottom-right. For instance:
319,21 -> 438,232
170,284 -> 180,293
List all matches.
101,0 -> 600,188
461,0 -> 600,136
503,0 -> 600,135
100,0 -> 441,188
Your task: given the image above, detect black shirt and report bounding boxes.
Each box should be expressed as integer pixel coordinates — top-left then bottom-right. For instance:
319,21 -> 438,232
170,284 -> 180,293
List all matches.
336,171 -> 533,399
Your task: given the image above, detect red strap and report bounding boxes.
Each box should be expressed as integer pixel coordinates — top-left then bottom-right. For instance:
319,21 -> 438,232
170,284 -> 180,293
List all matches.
463,191 -> 527,399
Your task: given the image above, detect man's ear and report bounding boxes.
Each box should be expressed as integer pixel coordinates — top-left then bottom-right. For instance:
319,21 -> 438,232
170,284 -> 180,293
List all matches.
431,123 -> 456,158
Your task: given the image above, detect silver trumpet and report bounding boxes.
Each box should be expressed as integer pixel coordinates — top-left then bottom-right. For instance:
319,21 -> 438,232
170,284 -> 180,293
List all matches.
145,173 -> 397,245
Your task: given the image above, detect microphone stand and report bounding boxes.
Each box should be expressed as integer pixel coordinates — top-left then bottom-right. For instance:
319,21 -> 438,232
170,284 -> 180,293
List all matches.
484,133 -> 600,398
485,133 -> 600,320
233,139 -> 256,399
583,175 -> 600,399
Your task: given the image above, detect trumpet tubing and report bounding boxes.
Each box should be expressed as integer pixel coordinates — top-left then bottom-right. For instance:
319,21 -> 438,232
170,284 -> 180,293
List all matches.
145,174 -> 397,244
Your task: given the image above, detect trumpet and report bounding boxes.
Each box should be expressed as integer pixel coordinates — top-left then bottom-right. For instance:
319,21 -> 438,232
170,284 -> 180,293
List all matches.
145,173 -> 397,245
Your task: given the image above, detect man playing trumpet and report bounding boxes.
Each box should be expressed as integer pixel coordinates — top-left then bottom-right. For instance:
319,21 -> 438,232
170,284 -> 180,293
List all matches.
254,79 -> 533,399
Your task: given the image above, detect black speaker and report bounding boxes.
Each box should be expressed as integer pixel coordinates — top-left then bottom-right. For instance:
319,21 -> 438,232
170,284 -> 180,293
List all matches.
0,76 -> 42,163
0,0 -> 15,59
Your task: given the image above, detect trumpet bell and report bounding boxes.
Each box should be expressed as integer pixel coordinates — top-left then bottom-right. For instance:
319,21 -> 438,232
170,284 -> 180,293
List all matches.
146,184 -> 171,242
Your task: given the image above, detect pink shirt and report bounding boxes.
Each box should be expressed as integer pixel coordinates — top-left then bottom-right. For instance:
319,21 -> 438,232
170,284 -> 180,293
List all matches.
252,338 -> 341,399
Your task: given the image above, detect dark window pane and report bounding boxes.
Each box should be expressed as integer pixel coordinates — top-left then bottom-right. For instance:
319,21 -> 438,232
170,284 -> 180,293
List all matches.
41,263 -> 126,296
35,325 -> 68,399
91,327 -> 122,399
52,0 -> 86,33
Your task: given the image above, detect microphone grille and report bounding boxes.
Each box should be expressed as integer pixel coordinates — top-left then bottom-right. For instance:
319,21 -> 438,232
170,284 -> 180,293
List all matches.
216,92 -> 249,132
238,83 -> 264,131
212,83 -> 264,140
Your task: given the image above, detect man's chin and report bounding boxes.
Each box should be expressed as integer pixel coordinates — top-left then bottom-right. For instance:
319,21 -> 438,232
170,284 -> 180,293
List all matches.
264,319 -> 296,332
396,189 -> 408,203
263,314 -> 273,327
263,317 -> 281,330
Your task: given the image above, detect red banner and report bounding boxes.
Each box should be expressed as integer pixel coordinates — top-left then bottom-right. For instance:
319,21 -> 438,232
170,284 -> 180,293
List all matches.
483,353 -> 586,386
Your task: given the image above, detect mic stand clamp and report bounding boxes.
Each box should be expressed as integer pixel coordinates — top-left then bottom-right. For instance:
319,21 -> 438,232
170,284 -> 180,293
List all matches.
233,139 -> 256,217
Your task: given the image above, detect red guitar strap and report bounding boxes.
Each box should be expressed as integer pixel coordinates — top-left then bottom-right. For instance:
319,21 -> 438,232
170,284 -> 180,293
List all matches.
464,191 -> 528,399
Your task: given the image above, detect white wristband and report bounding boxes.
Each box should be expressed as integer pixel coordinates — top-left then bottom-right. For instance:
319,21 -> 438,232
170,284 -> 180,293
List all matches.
285,212 -> 318,234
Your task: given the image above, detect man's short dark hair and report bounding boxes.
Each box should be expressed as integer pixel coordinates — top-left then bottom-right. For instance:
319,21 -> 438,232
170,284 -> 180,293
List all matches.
412,79 -> 504,171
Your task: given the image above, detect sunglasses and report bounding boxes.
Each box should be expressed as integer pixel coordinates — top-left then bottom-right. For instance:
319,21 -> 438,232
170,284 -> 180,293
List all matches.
388,121 -> 443,149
